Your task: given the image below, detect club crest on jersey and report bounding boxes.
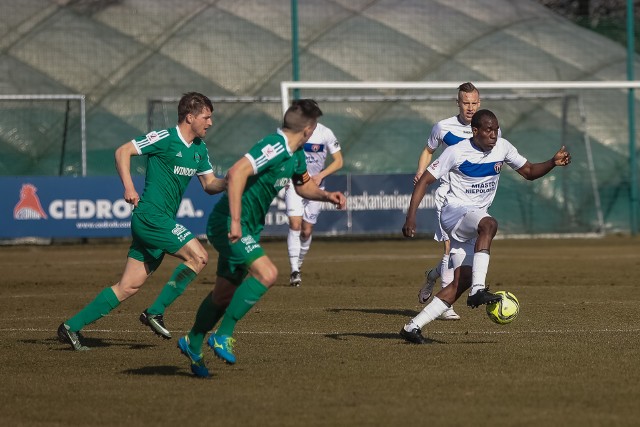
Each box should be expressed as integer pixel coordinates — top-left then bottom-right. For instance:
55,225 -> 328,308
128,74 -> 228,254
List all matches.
494,162 -> 503,174
145,131 -> 160,144
310,144 -> 321,152
193,152 -> 202,162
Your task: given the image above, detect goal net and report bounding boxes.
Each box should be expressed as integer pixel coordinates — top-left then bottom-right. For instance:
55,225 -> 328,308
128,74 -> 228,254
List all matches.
147,81 -> 640,237
278,81 -> 617,237
0,95 -> 87,176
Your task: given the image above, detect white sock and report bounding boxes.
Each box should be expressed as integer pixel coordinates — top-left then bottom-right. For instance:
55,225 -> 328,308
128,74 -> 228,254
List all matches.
470,251 -> 490,295
298,235 -> 312,269
440,254 -> 453,288
406,297 -> 449,330
287,229 -> 301,272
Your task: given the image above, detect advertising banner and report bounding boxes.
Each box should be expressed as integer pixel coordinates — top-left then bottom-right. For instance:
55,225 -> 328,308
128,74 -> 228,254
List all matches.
2,176 -> 221,238
1,175 -> 439,239
260,174 -> 439,236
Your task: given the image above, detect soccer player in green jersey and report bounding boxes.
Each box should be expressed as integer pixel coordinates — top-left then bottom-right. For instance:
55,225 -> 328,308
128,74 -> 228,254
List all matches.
58,92 -> 227,351
177,99 -> 346,377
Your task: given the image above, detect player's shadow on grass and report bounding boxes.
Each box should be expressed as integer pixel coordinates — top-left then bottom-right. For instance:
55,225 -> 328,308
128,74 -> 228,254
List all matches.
325,332 -> 443,344
33,337 -> 156,351
122,365 -> 202,378
326,308 -> 417,317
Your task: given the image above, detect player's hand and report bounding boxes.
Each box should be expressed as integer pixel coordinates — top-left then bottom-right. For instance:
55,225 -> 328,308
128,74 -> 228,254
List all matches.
553,146 -> 571,166
413,171 -> 423,186
328,191 -> 347,210
402,218 -> 417,238
228,220 -> 242,243
312,175 -> 323,186
124,189 -> 140,207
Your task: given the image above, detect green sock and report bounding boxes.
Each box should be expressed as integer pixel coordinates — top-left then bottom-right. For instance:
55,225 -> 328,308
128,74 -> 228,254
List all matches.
65,287 -> 120,332
217,277 -> 268,337
148,264 -> 197,315
187,291 -> 226,353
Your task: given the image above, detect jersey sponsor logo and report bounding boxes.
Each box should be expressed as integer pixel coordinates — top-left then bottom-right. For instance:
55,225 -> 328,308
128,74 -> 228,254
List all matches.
240,235 -> 260,253
174,165 -> 197,176
467,181 -> 497,194
13,184 -> 48,220
176,151 -> 183,157
275,177 -> 290,189
171,223 -> 192,242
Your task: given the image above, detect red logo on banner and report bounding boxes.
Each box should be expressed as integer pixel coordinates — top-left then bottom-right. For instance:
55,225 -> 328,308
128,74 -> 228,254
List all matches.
14,183 -> 48,220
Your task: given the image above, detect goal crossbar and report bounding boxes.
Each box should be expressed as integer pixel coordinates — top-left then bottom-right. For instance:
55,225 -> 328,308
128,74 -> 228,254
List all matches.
280,80 -> 640,114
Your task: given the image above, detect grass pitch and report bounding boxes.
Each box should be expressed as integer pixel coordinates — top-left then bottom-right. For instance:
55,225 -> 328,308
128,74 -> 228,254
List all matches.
0,237 -> 639,426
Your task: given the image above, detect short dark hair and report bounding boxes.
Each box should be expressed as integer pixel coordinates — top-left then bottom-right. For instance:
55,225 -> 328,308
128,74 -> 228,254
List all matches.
178,92 -> 214,123
471,109 -> 497,128
458,82 -> 478,94
282,99 -> 323,132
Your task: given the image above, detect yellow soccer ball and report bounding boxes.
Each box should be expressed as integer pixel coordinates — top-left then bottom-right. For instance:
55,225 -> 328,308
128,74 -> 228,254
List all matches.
486,291 -> 519,325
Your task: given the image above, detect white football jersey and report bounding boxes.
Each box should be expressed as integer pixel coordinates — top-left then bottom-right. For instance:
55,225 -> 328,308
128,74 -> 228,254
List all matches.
427,137 -> 527,210
427,115 -> 473,153
427,115 -> 502,184
303,123 -> 340,178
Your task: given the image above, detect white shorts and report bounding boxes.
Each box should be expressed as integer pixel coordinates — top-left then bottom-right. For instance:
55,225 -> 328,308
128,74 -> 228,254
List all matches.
433,183 -> 449,242
285,184 -> 322,225
440,203 -> 490,266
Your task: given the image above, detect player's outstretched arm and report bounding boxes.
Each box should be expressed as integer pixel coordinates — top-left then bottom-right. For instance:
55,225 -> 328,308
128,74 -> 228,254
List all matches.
115,141 -> 140,207
516,146 -> 571,181
403,170 -> 436,238
199,173 -> 227,195
295,178 -> 346,210
312,151 -> 343,186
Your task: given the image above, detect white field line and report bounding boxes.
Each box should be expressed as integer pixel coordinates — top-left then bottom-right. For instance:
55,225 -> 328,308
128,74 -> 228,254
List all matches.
1,327 -> 639,336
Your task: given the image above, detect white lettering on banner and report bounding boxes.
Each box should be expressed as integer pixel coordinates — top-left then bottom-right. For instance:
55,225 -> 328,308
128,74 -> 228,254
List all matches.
275,212 -> 288,225
264,212 -> 273,225
317,191 -> 435,213
176,199 -> 204,218
49,199 -> 132,219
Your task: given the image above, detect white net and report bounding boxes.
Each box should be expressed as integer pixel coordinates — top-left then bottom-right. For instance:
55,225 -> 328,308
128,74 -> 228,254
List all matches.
0,95 -> 86,176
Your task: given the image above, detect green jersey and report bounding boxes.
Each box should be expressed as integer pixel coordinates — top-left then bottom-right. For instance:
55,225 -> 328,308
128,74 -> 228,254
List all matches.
213,129 -> 307,234
132,127 -> 213,217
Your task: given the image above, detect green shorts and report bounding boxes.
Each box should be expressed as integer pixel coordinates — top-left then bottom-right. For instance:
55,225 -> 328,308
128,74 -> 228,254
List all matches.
128,212 -> 195,271
207,211 -> 265,286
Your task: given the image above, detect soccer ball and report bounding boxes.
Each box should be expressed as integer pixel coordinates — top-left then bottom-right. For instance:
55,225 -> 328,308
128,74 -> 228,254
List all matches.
486,291 -> 519,325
